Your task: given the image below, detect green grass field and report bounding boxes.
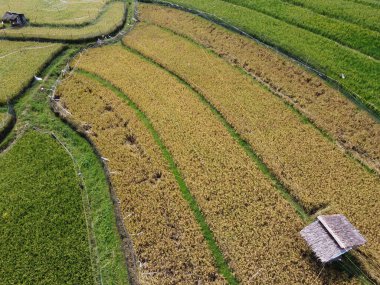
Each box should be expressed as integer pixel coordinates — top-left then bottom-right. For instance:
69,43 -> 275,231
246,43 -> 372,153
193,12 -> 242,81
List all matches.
0,131 -> 93,284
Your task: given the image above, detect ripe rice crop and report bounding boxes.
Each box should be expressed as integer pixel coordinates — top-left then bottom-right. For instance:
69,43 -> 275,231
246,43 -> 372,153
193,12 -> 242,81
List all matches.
138,4 -> 380,178
144,0 -> 380,115
283,0 -> 380,32
71,45 -> 360,284
0,2 -> 125,41
0,131 -> 93,284
0,0 -> 113,26
55,72 -> 224,284
122,23 -> 380,277
0,41 -> 63,104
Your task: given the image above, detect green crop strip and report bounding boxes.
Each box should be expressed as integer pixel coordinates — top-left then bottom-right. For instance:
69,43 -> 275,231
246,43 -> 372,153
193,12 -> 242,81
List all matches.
219,0 -> 380,59
76,68 -> 239,285
281,0 -> 380,33
0,130 -> 94,284
9,47 -> 130,285
120,43 -> 376,285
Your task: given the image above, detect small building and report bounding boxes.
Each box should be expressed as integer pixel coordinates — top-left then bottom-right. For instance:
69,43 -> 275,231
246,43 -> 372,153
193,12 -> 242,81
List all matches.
300,214 -> 366,263
2,12 -> 28,27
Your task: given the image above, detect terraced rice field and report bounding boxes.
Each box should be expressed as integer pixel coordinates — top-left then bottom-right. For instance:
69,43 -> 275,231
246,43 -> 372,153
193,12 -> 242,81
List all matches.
147,0 -> 380,114
138,4 -> 380,173
61,44 -> 368,284
0,1 -> 126,41
0,0 -> 113,26
55,72 -> 223,284
1,0 -> 379,284
0,131 -> 93,284
0,41 -> 63,104
122,19 -> 380,277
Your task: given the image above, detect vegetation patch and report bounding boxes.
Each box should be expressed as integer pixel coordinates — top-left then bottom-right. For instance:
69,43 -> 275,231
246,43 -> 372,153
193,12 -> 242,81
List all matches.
55,72 -> 224,284
122,22 -> 380,280
0,131 -> 93,284
0,41 -> 63,104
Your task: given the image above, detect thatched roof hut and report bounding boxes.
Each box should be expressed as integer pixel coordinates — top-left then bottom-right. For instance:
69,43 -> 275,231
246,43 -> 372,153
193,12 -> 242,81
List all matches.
300,214 -> 366,263
2,12 -> 27,27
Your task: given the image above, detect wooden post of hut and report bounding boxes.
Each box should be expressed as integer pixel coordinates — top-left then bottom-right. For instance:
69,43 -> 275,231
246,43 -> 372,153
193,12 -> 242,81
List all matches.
300,214 -> 366,263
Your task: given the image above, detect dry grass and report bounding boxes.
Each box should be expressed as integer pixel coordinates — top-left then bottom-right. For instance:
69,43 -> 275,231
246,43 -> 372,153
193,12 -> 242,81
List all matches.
122,22 -> 380,277
0,2 -> 125,41
55,72 -> 224,285
0,41 -> 63,104
137,3 -> 380,173
71,45 -> 360,284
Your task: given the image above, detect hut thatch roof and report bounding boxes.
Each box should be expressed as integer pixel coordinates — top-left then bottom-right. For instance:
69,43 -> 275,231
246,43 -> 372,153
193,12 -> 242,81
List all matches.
2,12 -> 27,26
300,214 -> 366,263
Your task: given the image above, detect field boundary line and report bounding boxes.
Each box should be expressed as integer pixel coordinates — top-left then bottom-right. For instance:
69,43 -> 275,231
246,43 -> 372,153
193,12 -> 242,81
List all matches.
139,0 -> 380,120
120,43 -> 377,285
142,21 -> 380,176
75,68 -> 239,285
217,0 -> 380,61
